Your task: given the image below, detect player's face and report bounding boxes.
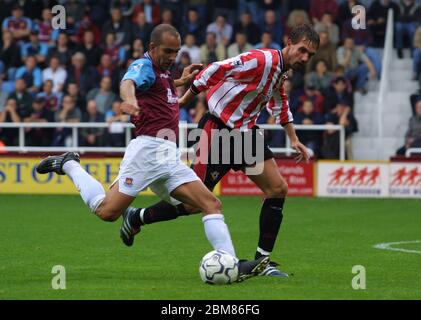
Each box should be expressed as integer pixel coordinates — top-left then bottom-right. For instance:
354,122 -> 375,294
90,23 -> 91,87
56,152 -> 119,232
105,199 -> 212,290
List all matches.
287,38 -> 317,70
152,32 -> 181,70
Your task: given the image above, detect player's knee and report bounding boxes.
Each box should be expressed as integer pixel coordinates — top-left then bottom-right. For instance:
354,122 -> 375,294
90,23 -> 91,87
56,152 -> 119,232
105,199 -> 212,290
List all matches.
266,181 -> 288,198
201,196 -> 222,213
95,206 -> 121,222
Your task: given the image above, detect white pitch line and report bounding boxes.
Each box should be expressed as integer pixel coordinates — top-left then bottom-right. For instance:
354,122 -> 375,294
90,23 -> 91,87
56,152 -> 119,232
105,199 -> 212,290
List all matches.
373,240 -> 421,255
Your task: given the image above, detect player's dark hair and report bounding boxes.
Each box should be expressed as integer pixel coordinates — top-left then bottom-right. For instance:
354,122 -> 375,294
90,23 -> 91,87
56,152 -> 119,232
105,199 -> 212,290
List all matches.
289,24 -> 320,49
150,24 -> 180,46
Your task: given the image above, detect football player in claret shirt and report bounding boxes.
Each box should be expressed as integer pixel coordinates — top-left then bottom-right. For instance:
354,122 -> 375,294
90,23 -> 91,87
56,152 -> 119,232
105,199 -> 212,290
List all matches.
121,24 -> 320,277
36,24 -> 270,282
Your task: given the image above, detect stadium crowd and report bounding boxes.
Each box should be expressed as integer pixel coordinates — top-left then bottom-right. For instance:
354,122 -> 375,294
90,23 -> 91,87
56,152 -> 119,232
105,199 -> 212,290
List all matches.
0,0 -> 419,159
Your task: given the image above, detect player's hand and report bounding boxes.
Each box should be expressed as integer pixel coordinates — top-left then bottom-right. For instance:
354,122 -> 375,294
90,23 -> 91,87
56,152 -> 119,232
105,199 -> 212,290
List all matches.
180,63 -> 203,84
291,140 -> 310,163
120,101 -> 140,116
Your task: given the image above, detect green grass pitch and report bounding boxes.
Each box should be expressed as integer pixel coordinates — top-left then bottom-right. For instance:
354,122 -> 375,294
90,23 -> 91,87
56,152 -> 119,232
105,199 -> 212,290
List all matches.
1,195 -> 420,300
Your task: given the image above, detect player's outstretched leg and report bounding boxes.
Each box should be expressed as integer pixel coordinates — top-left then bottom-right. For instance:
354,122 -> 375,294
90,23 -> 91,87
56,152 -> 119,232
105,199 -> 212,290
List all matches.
36,151 -> 80,175
120,207 -> 141,246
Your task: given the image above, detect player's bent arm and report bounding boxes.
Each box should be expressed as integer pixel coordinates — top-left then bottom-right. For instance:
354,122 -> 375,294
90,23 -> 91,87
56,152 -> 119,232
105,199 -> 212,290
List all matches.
178,87 -> 196,107
119,80 -> 140,116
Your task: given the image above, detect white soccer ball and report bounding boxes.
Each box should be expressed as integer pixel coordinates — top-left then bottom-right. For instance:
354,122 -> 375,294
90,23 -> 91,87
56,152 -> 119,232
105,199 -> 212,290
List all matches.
199,250 -> 239,284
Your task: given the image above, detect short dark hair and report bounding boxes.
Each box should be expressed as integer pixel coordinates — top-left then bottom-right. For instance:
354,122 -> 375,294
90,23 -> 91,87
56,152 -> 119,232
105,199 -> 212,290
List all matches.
150,24 -> 180,46
289,24 -> 320,49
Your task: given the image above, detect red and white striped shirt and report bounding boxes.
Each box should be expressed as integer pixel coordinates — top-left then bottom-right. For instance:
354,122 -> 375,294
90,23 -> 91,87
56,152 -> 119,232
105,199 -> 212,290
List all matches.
191,49 -> 293,131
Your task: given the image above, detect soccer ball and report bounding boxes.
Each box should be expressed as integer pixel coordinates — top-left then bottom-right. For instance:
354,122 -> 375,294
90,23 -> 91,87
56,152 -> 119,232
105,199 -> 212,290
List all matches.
199,250 -> 239,284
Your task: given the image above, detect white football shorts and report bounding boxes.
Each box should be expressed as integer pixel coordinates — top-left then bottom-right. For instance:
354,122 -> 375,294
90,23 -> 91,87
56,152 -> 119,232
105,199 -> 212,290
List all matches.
112,135 -> 199,204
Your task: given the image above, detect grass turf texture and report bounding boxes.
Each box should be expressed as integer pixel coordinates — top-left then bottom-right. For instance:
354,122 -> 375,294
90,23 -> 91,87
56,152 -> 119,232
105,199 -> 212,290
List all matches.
1,195 -> 420,300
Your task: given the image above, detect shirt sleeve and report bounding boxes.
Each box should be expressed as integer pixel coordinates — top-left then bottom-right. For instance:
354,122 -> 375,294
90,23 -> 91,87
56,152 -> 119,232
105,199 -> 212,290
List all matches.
265,83 -> 293,125
121,58 -> 155,92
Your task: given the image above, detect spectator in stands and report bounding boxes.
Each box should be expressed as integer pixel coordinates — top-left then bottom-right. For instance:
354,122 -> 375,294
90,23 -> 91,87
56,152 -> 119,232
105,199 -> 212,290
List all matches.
131,12 -> 154,47
37,79 -> 62,113
180,7 -> 206,45
102,5 -> 132,50
310,0 -> 338,24
254,32 -> 281,50
65,52 -> 99,97
314,13 -> 339,46
396,99 -> 421,155
0,98 -> 25,146
102,33 -> 126,67
112,0 -> 136,19
338,0 -> 363,23
177,34 -> 200,64
367,0 -> 400,47
206,14 -> 233,47
192,92 -> 208,124
232,11 -> 261,45
337,37 -> 377,94
96,53 -> 115,79
105,100 -> 129,147
285,10 -> 310,36
15,55 -> 42,94
307,31 -> 336,72
2,4 -> 33,43
47,33 -> 74,68
21,30 -> 50,65
77,30 -> 103,68
8,79 -> 33,113
261,9 -> 283,45
322,99 -> 358,159
305,59 -> 334,95
23,97 -> 55,146
36,8 -> 60,45
42,55 -> 67,93
160,0 -> 184,28
0,29 -> 22,79
284,78 -> 301,116
238,0 -> 261,23
129,38 -> 145,60
227,32 -> 253,58
395,0 -> 420,59
161,9 -> 176,28
86,76 -> 117,114
294,99 -> 325,157
213,0 -> 239,25
298,83 -> 325,114
64,0 -> 86,42
324,76 -> 354,113
80,99 -> 105,147
76,15 -> 102,46
53,95 -> 81,146
132,0 -> 161,26
199,32 -> 226,65
66,82 -> 85,112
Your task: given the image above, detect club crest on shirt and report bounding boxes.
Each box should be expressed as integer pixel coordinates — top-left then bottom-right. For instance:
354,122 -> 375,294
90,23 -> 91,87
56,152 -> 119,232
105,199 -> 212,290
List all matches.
124,177 -> 133,187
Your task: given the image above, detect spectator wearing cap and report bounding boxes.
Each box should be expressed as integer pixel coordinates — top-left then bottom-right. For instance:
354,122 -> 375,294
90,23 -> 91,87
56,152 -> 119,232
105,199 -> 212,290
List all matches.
305,59 -> 334,95
206,14 -> 233,47
15,55 -> 42,94
36,80 -> 62,113
396,99 -> 421,156
199,32 -> 226,65
23,97 -> 55,146
2,4 -> 34,43
294,99 -> 325,157
176,34 -> 200,64
42,55 -> 68,93
20,30 -> 50,66
322,99 -> 358,159
324,76 -> 354,113
227,32 -> 253,58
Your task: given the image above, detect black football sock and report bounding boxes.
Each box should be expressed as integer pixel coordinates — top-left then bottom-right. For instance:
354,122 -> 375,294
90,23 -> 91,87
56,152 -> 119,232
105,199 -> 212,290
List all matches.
255,198 -> 285,260
129,201 -> 189,228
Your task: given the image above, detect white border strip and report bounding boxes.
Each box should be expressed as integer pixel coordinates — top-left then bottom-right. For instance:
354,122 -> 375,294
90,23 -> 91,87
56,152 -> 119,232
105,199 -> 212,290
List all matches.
373,240 -> 421,255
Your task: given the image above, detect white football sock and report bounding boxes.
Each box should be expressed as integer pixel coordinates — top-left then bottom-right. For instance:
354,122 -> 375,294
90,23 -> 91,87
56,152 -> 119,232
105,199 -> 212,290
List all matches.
202,214 -> 236,257
62,160 -> 105,213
